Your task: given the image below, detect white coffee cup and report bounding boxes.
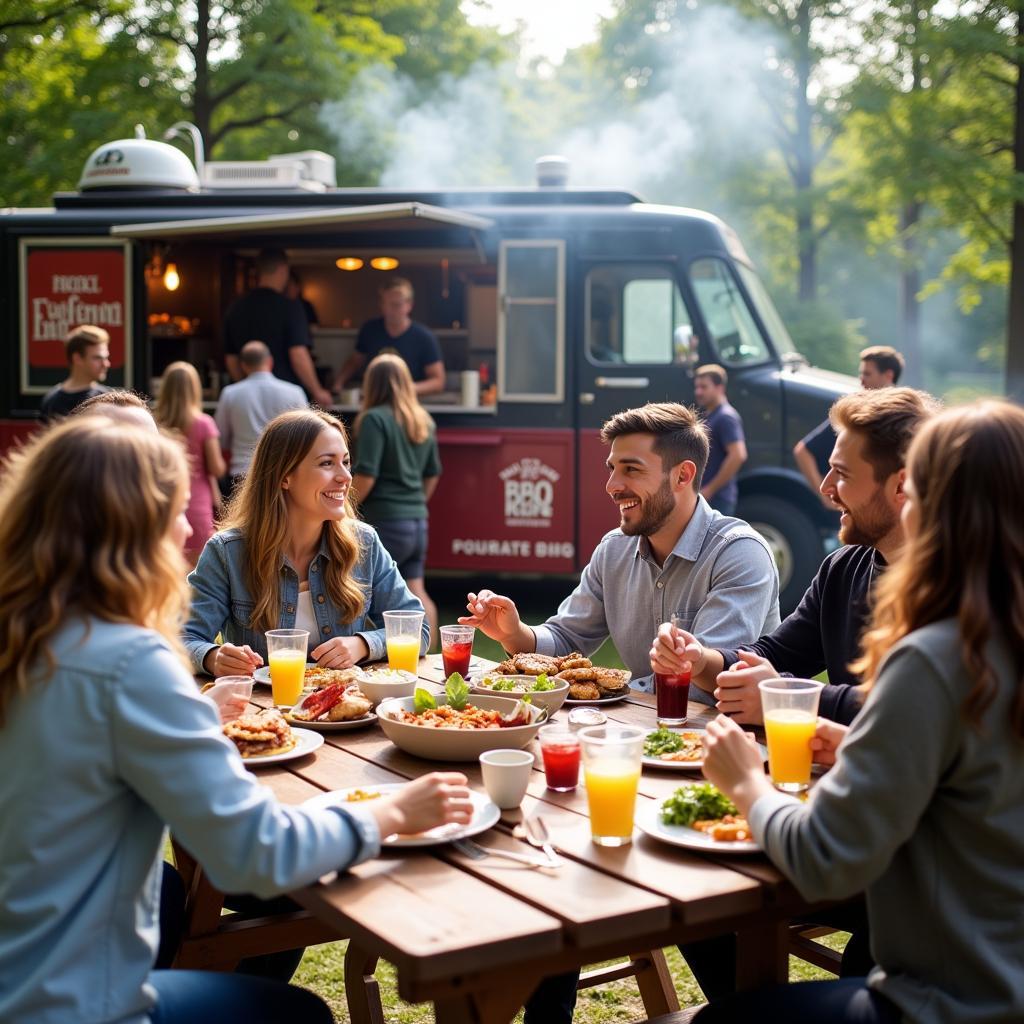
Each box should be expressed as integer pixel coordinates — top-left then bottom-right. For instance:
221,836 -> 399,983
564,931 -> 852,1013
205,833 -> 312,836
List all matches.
479,749 -> 535,809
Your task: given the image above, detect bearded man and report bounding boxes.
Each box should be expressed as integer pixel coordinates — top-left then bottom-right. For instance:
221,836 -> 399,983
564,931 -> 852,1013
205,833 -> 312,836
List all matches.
653,386 -> 940,725
461,402 -> 779,695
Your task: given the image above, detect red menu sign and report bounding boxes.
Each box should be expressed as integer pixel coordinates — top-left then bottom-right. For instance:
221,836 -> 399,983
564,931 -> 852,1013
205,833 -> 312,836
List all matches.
19,239 -> 131,393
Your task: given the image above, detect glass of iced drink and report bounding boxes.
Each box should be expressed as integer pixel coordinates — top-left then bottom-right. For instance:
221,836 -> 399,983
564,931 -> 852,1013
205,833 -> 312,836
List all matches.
383,610 -> 424,674
266,629 -> 308,708
579,725 -> 645,847
758,678 -> 825,793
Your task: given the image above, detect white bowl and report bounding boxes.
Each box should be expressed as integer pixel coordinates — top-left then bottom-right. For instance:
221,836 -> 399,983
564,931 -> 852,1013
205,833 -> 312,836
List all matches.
355,668 -> 420,706
469,674 -> 569,716
376,693 -> 546,762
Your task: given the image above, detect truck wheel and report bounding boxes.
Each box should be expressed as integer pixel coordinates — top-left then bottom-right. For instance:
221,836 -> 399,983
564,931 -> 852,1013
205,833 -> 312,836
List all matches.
737,495 -> 825,616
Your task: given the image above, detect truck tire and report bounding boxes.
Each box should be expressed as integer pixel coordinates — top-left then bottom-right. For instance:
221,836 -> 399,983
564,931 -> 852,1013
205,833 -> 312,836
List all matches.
737,495 -> 825,617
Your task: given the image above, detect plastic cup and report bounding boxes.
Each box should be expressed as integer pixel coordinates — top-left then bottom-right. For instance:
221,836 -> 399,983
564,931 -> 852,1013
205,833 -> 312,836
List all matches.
579,725 -> 645,847
383,610 -> 424,673
655,613 -> 690,725
758,678 -> 824,793
538,726 -> 581,792
203,676 -> 254,724
440,624 -> 475,679
266,629 -> 308,707
479,749 -> 535,809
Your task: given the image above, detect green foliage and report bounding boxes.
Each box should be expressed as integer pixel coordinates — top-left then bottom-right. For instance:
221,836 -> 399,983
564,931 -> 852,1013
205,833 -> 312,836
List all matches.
774,295 -> 866,373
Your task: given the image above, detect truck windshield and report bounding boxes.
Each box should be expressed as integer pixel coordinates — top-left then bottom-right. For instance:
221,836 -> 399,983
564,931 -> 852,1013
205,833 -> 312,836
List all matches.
734,263 -> 799,358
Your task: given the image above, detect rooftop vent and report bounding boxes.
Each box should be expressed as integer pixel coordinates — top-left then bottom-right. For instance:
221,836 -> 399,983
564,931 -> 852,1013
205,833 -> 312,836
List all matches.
78,131 -> 200,192
535,155 -> 569,189
202,151 -> 336,191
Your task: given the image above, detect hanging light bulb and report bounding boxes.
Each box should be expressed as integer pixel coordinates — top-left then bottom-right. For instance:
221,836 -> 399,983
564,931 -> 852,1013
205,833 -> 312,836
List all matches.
370,256 -> 399,271
335,257 -> 364,271
163,262 -> 180,291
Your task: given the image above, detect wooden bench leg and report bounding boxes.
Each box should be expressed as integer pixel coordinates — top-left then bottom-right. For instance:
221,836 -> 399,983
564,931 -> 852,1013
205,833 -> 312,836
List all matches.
577,949 -> 679,1017
344,942 -> 385,1024
735,921 -> 789,991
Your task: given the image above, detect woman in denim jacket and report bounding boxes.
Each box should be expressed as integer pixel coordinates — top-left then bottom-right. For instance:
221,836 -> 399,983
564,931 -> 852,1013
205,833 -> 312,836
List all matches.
184,408 -> 428,677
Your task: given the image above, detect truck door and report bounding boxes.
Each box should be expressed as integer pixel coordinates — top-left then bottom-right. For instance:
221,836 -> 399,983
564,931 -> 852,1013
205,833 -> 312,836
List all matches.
574,260 -> 699,562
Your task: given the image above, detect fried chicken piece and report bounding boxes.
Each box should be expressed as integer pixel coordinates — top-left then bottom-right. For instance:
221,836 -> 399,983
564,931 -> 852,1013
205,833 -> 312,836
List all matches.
327,686 -> 373,721
557,653 -> 593,671
556,666 -> 598,682
495,658 -> 519,675
507,652 -> 562,676
593,667 -> 630,695
568,682 -> 602,701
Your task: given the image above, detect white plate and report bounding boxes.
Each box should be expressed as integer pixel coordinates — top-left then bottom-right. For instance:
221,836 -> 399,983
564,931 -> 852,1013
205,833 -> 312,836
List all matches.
564,692 -> 631,706
640,728 -> 768,772
308,784 -> 500,847
241,728 -> 324,765
286,711 -> 377,732
634,798 -> 760,854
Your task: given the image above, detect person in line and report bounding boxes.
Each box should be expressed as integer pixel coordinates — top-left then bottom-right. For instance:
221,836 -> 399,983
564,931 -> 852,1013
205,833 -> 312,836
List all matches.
286,269 -> 319,326
214,340 -> 308,490
185,408 -> 428,677
222,248 -> 332,406
693,364 -> 747,516
0,417 -> 472,1024
794,345 -> 905,504
39,324 -> 111,421
352,354 -> 441,647
653,387 -> 939,726
461,403 -> 780,696
155,361 -> 227,568
72,388 -> 157,432
334,278 -> 445,397
697,399 -> 1024,1024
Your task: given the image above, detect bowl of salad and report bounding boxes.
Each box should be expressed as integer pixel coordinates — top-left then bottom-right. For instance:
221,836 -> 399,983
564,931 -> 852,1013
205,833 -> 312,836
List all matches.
470,672 -> 569,716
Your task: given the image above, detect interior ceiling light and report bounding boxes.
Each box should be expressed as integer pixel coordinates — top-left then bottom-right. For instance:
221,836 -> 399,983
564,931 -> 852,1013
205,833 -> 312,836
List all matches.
370,256 -> 399,271
163,262 -> 180,291
335,257 -> 363,271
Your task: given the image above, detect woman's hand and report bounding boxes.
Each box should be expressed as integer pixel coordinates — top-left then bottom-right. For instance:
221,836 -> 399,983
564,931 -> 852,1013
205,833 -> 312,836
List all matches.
701,714 -> 774,816
369,772 -> 474,837
810,718 -> 848,767
311,635 -> 369,669
207,643 -> 263,677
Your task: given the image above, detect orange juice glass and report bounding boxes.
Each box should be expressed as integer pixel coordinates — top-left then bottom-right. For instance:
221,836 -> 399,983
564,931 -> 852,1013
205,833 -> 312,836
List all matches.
383,610 -> 424,673
758,678 -> 824,793
579,725 -> 645,846
266,629 -> 308,708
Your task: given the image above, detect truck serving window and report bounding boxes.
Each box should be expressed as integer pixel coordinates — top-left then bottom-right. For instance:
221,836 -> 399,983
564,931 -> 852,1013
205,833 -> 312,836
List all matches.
498,240 -> 565,403
689,257 -> 770,367
585,264 -> 692,365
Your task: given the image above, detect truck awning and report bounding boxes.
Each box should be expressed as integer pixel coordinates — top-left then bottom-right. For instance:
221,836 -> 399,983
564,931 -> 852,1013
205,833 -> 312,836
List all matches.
110,202 -> 493,241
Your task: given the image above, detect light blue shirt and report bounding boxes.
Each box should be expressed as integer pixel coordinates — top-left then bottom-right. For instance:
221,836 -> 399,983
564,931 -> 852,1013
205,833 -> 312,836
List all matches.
184,521 -> 428,673
214,371 -> 308,476
0,618 -> 380,1024
533,497 -> 780,694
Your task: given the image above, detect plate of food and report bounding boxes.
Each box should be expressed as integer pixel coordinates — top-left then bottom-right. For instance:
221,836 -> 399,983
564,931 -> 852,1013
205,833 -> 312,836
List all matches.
634,782 -> 760,854
641,728 -> 768,771
470,672 -> 569,715
306,783 -> 500,847
222,708 -> 325,764
253,664 -> 366,688
286,682 -> 376,731
377,675 -> 546,761
490,652 -> 631,704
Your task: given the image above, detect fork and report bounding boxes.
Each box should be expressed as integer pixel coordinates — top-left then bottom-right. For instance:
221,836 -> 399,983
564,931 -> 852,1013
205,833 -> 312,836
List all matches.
451,837 -> 554,869
522,815 -> 563,867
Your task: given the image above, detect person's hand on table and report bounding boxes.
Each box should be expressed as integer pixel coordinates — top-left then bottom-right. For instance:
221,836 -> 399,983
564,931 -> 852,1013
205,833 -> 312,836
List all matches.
713,650 -> 778,724
459,590 -> 526,650
207,643 -> 263,677
649,620 -> 703,676
369,772 -> 474,837
701,714 -> 774,817
810,718 -> 848,767
312,636 -> 369,669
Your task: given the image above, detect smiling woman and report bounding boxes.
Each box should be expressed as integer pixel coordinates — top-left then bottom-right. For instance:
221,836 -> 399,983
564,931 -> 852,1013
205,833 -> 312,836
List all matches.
183,409 -> 429,678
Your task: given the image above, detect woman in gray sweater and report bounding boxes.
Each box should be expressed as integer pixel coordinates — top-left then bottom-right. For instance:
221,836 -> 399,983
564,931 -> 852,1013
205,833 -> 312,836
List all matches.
699,399 -> 1024,1024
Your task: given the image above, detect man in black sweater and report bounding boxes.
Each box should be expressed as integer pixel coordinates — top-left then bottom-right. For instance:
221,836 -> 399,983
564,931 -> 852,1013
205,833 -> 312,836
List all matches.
653,386 -> 939,726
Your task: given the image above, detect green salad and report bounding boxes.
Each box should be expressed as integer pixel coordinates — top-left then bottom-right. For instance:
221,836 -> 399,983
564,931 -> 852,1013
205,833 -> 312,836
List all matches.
660,783 -> 738,827
480,672 -> 557,692
643,727 -> 685,757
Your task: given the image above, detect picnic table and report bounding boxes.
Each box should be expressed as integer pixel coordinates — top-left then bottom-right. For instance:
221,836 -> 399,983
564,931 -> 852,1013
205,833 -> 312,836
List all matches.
174,657 -> 835,1023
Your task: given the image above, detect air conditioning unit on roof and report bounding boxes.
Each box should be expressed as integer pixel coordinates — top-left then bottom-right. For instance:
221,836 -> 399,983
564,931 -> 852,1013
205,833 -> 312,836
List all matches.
201,150 -> 336,191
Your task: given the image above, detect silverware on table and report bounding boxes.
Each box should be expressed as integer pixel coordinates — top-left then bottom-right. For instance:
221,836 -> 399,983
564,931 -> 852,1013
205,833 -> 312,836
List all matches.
522,815 -> 564,867
451,837 -> 556,869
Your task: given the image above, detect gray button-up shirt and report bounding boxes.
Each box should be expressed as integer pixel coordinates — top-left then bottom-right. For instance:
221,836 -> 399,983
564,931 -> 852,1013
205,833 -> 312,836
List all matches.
533,498 -> 780,694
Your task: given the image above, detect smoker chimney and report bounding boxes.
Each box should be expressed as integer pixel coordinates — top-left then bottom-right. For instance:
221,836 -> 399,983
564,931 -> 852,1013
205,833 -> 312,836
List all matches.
535,155 -> 569,189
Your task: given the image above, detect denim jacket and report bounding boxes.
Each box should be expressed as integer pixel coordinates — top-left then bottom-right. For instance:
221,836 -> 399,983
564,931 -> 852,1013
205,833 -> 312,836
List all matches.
184,521 -> 427,674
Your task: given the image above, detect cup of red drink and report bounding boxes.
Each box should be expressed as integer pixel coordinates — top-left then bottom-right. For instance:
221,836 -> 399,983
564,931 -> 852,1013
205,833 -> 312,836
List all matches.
538,726 -> 581,792
655,613 -> 690,725
440,624 -> 474,678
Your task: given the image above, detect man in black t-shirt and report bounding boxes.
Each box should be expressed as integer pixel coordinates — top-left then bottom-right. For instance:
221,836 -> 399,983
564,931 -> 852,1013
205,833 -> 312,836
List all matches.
39,325 -> 111,422
222,249 -> 332,406
334,277 -> 444,397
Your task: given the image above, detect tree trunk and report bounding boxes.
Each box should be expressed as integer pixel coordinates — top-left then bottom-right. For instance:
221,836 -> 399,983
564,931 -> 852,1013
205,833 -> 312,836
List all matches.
900,204 -> 923,384
794,0 -> 817,302
1007,11 -> 1024,401
191,0 -> 212,151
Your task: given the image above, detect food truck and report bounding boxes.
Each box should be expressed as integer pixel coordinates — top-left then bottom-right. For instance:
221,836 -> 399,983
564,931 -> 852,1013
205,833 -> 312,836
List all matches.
0,132 -> 855,611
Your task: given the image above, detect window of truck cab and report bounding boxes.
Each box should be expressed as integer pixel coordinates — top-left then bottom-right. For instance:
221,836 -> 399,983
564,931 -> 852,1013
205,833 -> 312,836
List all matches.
688,256 -> 773,367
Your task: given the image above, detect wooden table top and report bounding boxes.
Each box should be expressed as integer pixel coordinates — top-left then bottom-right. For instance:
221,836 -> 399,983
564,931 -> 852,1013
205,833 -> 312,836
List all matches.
246,656 -> 819,1021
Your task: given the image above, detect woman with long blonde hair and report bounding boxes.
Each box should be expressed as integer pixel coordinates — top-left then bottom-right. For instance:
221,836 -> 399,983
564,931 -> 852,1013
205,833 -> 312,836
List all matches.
0,416 -> 471,1023
185,407 -> 428,676
155,360 -> 226,566
696,400 -> 1024,1024
352,353 -> 440,645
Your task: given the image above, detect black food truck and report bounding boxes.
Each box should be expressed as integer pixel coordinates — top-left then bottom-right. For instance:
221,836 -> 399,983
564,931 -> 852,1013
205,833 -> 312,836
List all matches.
0,132 -> 855,612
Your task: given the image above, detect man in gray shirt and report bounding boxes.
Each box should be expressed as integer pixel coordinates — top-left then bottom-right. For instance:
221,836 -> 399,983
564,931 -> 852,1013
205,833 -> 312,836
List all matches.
462,402 -> 779,693
214,341 -> 307,481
